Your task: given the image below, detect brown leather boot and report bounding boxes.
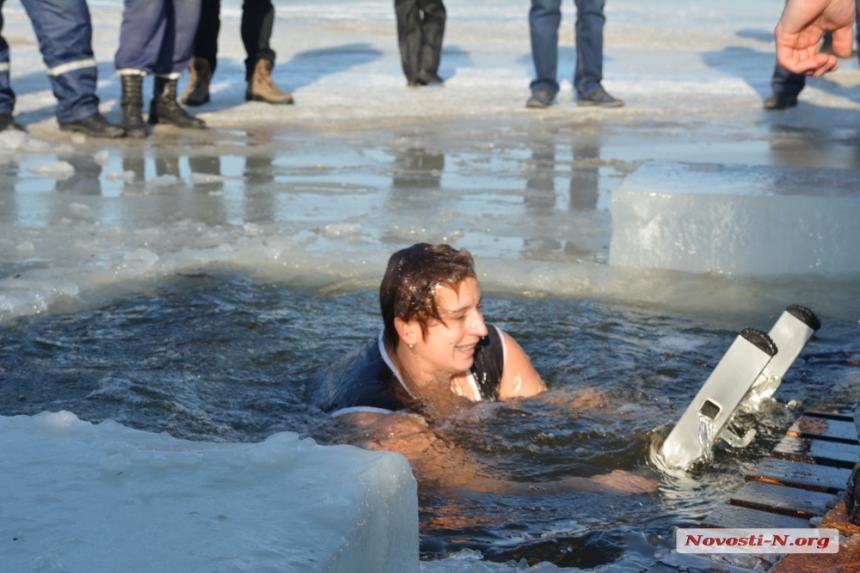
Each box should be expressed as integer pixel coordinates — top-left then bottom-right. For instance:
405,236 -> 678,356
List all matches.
246,59 -> 293,105
180,57 -> 212,106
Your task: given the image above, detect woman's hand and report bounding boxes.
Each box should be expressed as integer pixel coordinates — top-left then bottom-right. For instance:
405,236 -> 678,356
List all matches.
590,469 -> 661,494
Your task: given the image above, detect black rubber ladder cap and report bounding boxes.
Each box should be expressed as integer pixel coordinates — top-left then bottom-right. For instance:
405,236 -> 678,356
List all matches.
786,304 -> 821,331
740,327 -> 778,357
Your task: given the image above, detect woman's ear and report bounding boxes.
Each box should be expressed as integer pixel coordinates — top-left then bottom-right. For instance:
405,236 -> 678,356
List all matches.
394,317 -> 418,348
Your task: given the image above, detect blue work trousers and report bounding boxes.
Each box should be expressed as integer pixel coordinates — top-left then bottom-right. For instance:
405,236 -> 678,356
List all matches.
529,0 -> 606,97
0,0 -> 100,124
115,0 -> 202,76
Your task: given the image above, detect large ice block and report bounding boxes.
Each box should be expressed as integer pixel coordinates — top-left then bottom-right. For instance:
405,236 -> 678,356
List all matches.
0,411 -> 418,573
609,162 -> 860,276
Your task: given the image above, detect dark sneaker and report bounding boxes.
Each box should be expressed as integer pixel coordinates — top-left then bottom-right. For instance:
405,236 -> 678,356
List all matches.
0,112 -> 24,132
416,70 -> 444,84
526,90 -> 554,108
763,93 -> 798,110
59,113 -> 125,138
577,87 -> 624,107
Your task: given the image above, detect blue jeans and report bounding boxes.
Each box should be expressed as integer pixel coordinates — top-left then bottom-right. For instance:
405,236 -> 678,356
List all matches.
0,0 -> 100,124
529,0 -> 606,97
115,0 -> 202,76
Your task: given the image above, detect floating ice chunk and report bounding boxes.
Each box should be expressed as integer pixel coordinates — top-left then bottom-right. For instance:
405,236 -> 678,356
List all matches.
34,410 -> 90,435
68,202 -> 95,219
28,160 -> 75,180
147,174 -> 182,187
71,134 -> 87,145
0,129 -> 28,150
325,223 -> 362,237
652,334 -> 705,354
122,248 -> 159,268
22,137 -> 53,152
107,170 -> 136,183
16,241 -> 35,253
190,172 -> 227,184
100,453 -> 127,474
93,149 -> 110,166
242,223 -> 263,236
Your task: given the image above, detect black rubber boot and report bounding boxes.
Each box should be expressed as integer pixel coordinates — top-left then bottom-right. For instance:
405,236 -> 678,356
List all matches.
59,113 -> 125,138
120,75 -> 147,138
0,112 -> 24,132
149,76 -> 206,129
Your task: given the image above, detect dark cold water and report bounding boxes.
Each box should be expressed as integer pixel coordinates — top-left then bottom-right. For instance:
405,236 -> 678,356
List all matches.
1,272 -> 858,568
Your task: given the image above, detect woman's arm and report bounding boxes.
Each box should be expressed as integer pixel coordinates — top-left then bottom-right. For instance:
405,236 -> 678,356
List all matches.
498,331 -> 547,399
337,410 -> 658,494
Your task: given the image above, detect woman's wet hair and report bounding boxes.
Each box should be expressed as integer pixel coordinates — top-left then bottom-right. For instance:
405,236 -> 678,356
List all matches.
380,243 -> 477,350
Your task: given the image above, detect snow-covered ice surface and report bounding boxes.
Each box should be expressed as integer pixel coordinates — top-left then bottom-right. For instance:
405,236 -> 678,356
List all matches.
2,0 -> 860,571
1,411 -> 418,573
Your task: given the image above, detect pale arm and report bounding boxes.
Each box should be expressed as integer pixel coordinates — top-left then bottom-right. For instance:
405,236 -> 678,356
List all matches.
336,410 -> 658,494
498,331 -> 547,399
775,0 -> 856,75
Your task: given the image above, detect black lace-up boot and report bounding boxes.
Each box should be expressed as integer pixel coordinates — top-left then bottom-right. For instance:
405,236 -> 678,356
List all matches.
149,76 -> 205,129
120,74 -> 147,138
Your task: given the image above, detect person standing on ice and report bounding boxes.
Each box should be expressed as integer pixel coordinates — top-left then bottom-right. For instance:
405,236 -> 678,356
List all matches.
309,243 -> 658,494
395,0 -> 447,86
0,0 -> 124,137
526,0 -> 623,108
115,0 -> 206,138
180,0 -> 294,107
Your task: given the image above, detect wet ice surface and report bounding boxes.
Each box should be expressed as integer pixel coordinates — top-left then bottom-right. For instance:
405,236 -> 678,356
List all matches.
2,0 -> 860,571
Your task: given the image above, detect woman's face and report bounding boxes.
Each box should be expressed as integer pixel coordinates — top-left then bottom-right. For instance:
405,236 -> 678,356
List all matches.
410,277 -> 489,380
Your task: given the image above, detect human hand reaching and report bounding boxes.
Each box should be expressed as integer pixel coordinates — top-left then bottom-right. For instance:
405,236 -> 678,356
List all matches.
775,0 -> 856,76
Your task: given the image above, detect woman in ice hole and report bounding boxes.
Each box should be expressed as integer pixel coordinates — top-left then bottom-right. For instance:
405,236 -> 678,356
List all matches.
309,243 -> 658,494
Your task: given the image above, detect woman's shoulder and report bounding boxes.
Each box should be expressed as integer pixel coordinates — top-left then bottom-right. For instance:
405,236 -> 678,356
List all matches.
307,337 -> 409,416
471,324 -> 505,400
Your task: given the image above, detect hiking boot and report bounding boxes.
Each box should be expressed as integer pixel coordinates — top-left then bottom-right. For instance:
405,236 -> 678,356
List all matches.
763,93 -> 798,110
59,113 -> 125,138
149,76 -> 206,129
0,112 -> 24,132
526,90 -> 554,108
577,87 -> 624,107
246,59 -> 294,105
180,57 -> 212,106
120,74 -> 147,138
